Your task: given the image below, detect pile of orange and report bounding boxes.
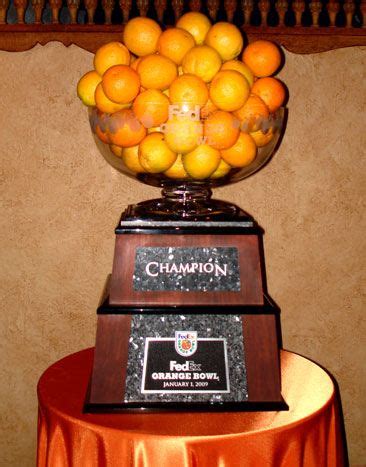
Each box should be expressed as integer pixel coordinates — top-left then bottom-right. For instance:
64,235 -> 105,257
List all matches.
77,14 -> 286,181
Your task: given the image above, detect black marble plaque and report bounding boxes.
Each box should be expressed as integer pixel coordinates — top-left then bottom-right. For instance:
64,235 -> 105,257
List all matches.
133,247 -> 241,292
124,314 -> 248,403
141,338 -> 229,394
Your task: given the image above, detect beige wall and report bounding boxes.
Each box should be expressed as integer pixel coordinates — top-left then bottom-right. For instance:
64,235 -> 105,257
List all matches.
0,42 -> 365,465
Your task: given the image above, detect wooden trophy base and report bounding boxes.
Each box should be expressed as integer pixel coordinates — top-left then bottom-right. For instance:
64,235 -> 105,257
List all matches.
85,210 -> 288,413
85,291 -> 287,412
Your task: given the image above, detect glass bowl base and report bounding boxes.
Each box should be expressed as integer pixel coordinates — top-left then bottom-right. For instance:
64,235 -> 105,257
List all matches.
123,186 -> 249,222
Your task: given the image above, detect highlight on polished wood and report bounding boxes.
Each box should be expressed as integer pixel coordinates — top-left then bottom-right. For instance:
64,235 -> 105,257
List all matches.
0,0 -> 365,53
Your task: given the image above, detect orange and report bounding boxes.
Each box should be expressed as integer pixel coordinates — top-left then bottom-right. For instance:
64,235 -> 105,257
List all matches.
210,158 -> 232,179
205,22 -> 243,61
164,154 -> 189,179
94,83 -> 129,114
182,45 -> 221,83
138,132 -> 177,173
95,126 -> 109,144
108,109 -> 146,147
234,94 -> 269,132
123,17 -> 162,57
132,89 -> 170,128
221,60 -> 254,87
163,116 -> 203,154
90,109 -> 110,143
242,40 -> 281,77
250,127 -> 274,147
95,125 -> 109,144
203,110 -> 240,150
176,12 -> 211,45
110,144 -> 123,157
130,56 -> 142,71
221,132 -> 257,167
147,126 -> 161,133
94,42 -> 130,76
200,97 -> 218,119
251,77 -> 285,113
183,144 -> 221,179
102,65 -> 140,104
77,70 -> 102,107
157,28 -> 195,65
169,74 -> 209,107
137,54 -> 177,90
209,70 -> 250,112
121,144 -> 146,173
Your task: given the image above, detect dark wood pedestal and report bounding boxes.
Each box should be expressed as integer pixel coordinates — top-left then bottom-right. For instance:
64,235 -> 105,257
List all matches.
85,213 -> 288,412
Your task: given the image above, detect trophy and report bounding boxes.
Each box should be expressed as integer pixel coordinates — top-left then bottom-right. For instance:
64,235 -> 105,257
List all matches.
77,17 -> 289,411
83,104 -> 288,412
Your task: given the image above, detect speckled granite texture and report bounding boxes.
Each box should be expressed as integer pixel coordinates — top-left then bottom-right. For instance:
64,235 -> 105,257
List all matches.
125,314 -> 247,403
133,246 -> 241,291
0,43 -> 365,465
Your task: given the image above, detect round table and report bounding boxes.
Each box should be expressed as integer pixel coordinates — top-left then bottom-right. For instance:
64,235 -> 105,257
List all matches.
37,349 -> 345,467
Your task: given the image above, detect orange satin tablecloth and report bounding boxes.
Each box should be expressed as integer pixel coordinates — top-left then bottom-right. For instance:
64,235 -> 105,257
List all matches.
37,349 -> 345,467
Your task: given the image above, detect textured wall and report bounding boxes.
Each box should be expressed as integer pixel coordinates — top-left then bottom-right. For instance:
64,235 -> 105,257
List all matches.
0,42 -> 365,466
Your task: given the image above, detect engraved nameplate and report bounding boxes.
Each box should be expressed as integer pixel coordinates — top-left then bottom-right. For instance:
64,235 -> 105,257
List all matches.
141,334 -> 230,394
133,247 -> 241,292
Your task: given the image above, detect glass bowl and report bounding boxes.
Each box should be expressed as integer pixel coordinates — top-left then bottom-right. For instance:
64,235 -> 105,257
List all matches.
89,107 -> 286,220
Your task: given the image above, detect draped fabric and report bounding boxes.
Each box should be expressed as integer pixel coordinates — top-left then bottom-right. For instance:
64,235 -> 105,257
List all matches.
37,349 -> 345,467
